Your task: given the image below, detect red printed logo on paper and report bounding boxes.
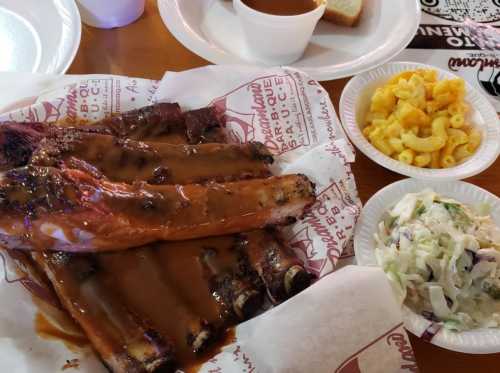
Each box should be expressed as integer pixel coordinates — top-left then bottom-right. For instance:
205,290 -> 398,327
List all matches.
62,79 -> 122,124
337,358 -> 361,373
212,96 -> 256,143
210,74 -> 311,155
289,180 -> 361,277
335,323 -> 417,373
386,333 -> 419,372
303,185 -> 346,259
340,238 -> 355,259
11,98 -> 65,123
289,227 -> 327,277
76,79 -> 119,122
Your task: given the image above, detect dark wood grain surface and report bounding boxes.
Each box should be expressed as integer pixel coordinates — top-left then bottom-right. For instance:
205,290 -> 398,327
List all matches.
68,1 -> 500,371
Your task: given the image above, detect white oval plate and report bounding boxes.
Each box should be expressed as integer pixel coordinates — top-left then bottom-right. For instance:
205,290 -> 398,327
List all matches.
0,0 -> 81,74
355,178 -> 500,354
340,61 -> 500,181
157,0 -> 421,81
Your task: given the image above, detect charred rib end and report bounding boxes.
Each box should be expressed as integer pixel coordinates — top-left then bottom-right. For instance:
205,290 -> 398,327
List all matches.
189,326 -> 213,354
143,355 -> 177,373
284,265 -> 314,297
129,329 -> 177,373
250,142 -> 274,165
297,174 -> 316,199
233,289 -> 263,320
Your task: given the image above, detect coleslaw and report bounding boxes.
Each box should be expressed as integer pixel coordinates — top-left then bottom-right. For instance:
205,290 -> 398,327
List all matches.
375,189 -> 500,331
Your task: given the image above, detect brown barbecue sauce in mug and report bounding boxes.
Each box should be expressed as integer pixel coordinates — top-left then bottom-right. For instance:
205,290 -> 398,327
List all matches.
241,0 -> 319,16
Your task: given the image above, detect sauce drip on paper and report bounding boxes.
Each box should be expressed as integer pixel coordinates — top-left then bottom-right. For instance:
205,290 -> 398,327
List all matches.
35,313 -> 89,350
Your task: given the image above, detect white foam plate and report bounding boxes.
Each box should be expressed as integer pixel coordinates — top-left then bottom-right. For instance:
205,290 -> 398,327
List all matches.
0,0 -> 81,74
355,178 -> 500,353
157,0 -> 420,81
340,61 -> 500,180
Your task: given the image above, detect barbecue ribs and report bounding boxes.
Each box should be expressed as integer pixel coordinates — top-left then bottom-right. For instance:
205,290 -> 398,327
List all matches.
1,102 -> 317,372
31,131 -> 273,184
32,251 -> 176,372
87,104 -> 225,144
0,166 -> 315,251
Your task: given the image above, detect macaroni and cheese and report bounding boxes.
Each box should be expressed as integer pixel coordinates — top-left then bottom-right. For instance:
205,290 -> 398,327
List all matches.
363,69 -> 482,168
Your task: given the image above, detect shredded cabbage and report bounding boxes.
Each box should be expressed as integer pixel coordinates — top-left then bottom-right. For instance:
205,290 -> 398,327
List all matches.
375,189 -> 500,331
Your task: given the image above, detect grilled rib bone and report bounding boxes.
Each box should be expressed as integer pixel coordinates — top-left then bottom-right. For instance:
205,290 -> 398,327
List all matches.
97,249 -> 214,355
200,248 -> 263,321
31,252 -> 176,373
239,230 -> 314,303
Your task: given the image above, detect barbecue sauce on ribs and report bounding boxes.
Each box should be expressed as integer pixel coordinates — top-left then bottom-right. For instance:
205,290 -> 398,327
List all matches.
1,103 -> 315,372
31,132 -> 273,185
98,235 -> 256,366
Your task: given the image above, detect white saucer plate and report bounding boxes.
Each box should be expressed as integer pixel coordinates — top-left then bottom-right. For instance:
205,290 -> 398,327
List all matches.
158,0 -> 421,81
0,0 -> 81,74
355,178 -> 500,353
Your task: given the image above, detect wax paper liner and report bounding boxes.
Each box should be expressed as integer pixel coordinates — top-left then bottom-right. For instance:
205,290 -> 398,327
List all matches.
0,66 -> 417,372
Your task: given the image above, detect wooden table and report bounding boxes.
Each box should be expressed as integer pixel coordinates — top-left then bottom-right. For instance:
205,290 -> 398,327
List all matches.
68,1 -> 500,372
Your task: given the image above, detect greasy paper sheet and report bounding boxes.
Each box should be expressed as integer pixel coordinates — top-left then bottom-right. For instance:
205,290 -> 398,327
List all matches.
0,66 -> 417,373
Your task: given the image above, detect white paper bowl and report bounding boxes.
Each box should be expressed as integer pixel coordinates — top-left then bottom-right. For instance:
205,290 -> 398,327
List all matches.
340,61 -> 500,181
354,178 -> 500,353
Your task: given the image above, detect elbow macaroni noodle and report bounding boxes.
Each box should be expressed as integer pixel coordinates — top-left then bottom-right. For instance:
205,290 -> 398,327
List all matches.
363,69 -> 482,169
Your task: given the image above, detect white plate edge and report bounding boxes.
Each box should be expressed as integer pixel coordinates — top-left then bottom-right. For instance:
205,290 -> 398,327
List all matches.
157,0 -> 422,81
58,0 -> 82,74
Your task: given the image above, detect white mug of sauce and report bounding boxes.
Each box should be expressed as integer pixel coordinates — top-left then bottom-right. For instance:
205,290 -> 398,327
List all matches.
76,0 -> 145,29
233,0 -> 326,65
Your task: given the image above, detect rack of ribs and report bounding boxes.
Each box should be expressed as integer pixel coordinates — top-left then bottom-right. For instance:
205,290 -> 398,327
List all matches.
0,166 -> 315,251
86,104 -> 226,144
0,104 -> 226,172
1,103 -> 317,372
31,251 -> 176,372
97,236 -> 265,365
31,131 -> 273,184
